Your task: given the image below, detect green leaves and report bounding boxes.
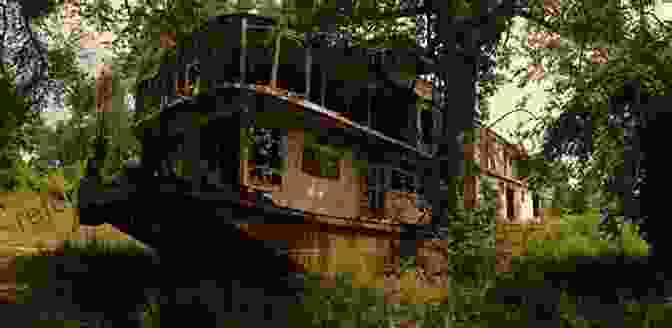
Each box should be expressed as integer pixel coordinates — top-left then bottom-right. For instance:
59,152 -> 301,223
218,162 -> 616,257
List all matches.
134,48 -> 164,88
289,271 -> 394,328
441,175 -> 498,287
524,211 -> 650,261
0,73 -> 35,176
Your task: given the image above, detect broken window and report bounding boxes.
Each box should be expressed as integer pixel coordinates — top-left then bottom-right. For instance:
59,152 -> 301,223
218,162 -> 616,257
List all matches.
242,126 -> 286,187
248,127 -> 285,175
367,165 -> 421,211
206,118 -> 241,186
390,168 -> 417,193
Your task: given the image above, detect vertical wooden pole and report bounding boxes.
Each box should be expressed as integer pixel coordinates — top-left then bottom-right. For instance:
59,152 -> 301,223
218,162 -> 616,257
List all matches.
240,17 -> 247,84
271,28 -> 281,89
304,39 -> 311,97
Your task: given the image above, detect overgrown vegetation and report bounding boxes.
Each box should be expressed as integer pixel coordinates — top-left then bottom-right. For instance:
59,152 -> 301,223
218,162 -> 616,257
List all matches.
13,206 -> 670,328
5,0 -> 671,326
526,209 -> 649,259
16,239 -> 159,327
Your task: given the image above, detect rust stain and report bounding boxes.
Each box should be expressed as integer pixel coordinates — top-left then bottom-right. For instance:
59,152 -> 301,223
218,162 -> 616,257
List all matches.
414,79 -> 432,100
160,31 -> 177,49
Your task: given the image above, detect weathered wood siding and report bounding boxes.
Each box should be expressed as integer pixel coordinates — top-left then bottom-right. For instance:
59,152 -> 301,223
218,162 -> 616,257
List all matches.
463,128 -> 535,223
242,128 -> 429,224
237,221 -> 450,305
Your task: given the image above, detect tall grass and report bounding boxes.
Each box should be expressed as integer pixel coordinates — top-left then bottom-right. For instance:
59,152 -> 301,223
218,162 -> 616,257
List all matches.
16,238 -> 158,327
14,209 -> 670,328
526,210 -> 650,259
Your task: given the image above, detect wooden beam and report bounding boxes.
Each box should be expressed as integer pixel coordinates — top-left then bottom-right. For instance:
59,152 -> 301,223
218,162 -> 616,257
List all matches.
302,212 -> 403,234
304,41 -> 311,97
240,17 -> 247,83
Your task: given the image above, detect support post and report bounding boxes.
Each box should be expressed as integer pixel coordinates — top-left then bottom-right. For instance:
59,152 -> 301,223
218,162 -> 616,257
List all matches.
304,40 -> 311,97
240,17 -> 247,84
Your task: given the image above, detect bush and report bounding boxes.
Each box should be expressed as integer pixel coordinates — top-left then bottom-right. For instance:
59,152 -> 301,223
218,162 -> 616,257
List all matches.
288,271 -> 456,328
0,158 -> 86,209
445,175 -> 498,264
16,238 -> 158,327
368,202 -> 659,328
526,211 -> 649,260
495,209 -> 670,327
0,158 -> 45,193
288,271 -> 391,327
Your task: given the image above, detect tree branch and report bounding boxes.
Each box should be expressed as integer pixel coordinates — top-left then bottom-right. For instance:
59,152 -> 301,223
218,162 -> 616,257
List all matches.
515,10 -> 556,32
15,7 -> 49,110
499,16 -> 514,50
644,10 -> 667,30
123,0 -> 134,22
573,38 -> 585,80
484,108 -> 541,130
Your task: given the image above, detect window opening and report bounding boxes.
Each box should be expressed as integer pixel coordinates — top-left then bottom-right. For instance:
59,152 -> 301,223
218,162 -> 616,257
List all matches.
302,145 -> 340,179
506,188 -> 515,220
390,168 -> 417,193
246,127 -> 285,184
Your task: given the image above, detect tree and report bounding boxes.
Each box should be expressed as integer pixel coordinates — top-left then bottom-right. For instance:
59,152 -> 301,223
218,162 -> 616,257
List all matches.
18,0 -> 148,185
413,0 -> 541,231
98,64 -> 141,179
505,0 -> 671,263
0,0 -> 88,191
30,62 -> 140,186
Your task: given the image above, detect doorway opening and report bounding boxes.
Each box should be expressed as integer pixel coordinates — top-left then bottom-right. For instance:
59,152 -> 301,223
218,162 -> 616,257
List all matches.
506,188 -> 515,221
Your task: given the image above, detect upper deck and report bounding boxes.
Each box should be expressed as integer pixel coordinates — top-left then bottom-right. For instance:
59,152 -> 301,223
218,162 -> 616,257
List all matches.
135,13 -> 440,158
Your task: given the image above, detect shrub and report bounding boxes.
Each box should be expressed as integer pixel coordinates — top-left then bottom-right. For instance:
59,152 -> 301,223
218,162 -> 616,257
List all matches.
288,271 -> 457,328
0,158 -> 45,193
288,271 -> 394,327
526,211 -> 649,260
16,238 -> 158,326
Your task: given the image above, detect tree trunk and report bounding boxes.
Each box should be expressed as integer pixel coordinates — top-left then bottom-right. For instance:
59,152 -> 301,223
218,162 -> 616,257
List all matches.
428,12 -> 479,229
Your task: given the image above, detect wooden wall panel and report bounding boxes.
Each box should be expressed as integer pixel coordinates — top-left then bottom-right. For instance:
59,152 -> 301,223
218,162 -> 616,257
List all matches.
243,129 -> 430,225
237,222 -> 451,305
249,129 -> 360,219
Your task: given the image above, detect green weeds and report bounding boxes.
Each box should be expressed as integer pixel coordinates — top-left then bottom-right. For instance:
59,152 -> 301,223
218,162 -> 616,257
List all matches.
14,209 -> 669,328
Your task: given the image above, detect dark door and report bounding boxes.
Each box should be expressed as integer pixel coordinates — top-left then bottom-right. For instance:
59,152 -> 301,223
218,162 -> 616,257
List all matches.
506,188 -> 515,220
210,117 -> 241,187
533,193 -> 540,217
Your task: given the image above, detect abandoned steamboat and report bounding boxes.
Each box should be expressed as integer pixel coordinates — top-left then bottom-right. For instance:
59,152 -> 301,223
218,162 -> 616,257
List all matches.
75,13 -> 540,325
